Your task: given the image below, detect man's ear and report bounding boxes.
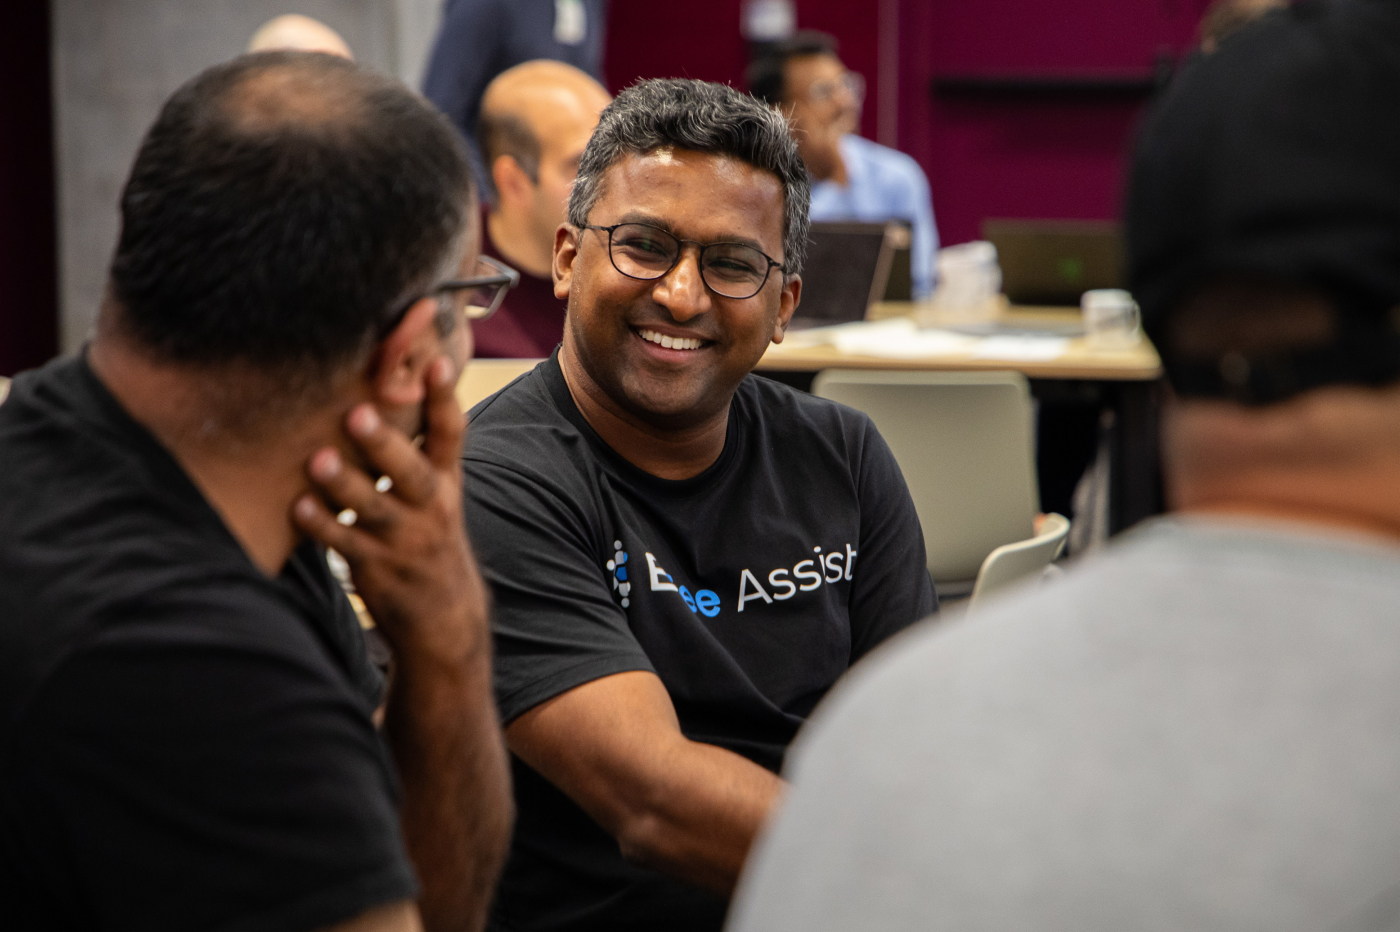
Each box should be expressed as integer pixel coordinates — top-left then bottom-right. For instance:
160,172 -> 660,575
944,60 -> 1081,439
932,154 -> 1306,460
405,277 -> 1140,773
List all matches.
772,275 -> 802,344
369,297 -> 440,407
492,155 -> 534,211
553,224 -> 579,300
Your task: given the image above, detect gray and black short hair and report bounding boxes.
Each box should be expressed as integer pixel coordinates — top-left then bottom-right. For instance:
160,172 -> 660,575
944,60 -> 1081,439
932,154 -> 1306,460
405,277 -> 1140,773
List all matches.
567,78 -> 811,276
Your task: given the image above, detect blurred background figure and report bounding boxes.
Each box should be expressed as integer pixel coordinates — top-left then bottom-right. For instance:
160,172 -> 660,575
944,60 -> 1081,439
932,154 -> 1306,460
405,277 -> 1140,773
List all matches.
246,14 -> 354,59
749,30 -> 938,299
423,0 -> 608,192
1199,0 -> 1288,51
474,60 -> 610,358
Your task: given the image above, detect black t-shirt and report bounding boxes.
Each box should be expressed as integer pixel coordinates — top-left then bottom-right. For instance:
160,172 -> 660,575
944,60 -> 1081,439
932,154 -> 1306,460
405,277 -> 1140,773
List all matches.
464,352 -> 936,931
0,356 -> 417,931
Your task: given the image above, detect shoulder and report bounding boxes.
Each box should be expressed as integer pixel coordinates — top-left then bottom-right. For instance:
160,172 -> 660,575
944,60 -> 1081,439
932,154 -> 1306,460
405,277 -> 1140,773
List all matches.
841,135 -> 928,188
466,363 -> 588,473
736,373 -> 880,448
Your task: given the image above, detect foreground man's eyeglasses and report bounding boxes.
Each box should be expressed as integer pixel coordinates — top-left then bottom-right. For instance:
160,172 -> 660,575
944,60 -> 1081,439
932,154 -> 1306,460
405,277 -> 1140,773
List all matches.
428,255 -> 521,321
582,222 -> 786,300
382,255 -> 521,337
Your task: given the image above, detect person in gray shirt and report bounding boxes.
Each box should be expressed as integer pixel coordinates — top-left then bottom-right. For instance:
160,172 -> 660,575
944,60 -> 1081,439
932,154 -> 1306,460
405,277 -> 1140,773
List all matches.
727,2 -> 1400,930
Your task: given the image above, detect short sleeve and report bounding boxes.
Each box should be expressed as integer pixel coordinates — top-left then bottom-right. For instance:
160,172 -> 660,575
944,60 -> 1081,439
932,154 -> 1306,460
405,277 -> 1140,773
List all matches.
8,609 -> 417,932
465,457 -> 654,724
847,418 -> 938,660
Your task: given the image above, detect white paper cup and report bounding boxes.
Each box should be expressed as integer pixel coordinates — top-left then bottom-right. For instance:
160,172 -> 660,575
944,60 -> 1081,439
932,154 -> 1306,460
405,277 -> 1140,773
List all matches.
1081,289 -> 1141,349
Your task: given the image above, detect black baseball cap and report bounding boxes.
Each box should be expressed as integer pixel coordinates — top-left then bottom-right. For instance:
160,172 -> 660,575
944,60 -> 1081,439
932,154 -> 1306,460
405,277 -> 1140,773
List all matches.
1126,0 -> 1400,403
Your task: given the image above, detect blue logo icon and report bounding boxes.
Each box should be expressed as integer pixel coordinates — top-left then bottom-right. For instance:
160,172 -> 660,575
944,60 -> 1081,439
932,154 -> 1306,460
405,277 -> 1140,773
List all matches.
606,540 -> 632,608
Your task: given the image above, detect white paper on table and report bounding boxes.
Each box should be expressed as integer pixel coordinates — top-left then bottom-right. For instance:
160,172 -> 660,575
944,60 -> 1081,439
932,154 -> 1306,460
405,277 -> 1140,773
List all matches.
783,318 -> 979,359
969,335 -> 1071,361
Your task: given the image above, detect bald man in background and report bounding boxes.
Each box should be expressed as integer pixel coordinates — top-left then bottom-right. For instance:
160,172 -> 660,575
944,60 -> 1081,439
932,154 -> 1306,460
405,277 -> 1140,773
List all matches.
247,14 -> 354,58
473,60 -> 610,358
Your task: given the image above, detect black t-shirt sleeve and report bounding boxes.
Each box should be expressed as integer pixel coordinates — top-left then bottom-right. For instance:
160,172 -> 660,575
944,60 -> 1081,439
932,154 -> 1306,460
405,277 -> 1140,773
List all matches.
465,457 -> 654,725
847,417 -> 938,660
9,612 -> 416,932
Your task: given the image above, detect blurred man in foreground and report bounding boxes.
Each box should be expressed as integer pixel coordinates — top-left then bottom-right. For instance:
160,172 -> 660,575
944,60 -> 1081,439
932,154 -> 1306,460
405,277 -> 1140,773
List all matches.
473,60 -> 610,357
0,52 -> 512,931
465,79 -> 933,930
730,3 -> 1400,930
748,31 -> 938,298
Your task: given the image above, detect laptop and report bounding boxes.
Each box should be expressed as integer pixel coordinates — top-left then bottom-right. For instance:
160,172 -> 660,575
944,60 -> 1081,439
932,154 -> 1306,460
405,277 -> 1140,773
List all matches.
982,218 -> 1125,306
789,221 -> 905,330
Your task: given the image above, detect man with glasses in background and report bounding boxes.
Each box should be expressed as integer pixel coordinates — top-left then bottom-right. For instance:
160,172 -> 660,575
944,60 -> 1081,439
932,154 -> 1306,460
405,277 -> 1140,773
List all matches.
462,78 -> 935,931
749,31 -> 939,299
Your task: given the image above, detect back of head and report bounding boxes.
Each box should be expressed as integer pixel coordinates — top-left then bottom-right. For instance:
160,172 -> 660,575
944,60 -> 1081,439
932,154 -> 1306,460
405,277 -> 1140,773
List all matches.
109,51 -> 472,389
1127,0 -> 1400,406
246,14 -> 354,59
746,30 -> 839,106
567,78 -> 811,274
477,59 -> 610,185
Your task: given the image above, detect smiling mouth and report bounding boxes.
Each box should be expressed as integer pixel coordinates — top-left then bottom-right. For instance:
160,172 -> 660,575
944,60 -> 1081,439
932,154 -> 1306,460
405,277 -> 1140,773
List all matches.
636,328 -> 708,351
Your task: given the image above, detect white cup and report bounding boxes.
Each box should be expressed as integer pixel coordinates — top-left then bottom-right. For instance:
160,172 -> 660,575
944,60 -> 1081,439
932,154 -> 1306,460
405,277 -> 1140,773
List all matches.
926,240 -> 1002,325
1081,289 -> 1141,349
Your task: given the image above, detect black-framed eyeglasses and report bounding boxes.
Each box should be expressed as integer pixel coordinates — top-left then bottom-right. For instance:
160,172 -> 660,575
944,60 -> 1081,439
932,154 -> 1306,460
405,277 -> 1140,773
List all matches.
382,255 -> 520,337
581,222 -> 786,300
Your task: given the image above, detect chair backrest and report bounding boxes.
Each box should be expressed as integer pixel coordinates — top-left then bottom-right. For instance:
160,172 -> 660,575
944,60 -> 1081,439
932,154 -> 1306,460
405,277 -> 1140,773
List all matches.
812,369 -> 1038,585
968,512 -> 1070,608
456,359 -> 543,411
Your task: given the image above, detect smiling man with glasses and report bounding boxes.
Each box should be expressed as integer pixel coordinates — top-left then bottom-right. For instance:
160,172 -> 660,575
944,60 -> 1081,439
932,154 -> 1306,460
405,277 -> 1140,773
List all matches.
461,78 -> 935,932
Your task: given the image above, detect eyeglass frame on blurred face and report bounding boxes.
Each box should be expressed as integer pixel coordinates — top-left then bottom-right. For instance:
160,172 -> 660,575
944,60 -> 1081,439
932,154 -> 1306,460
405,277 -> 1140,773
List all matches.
803,70 -> 864,106
579,221 -> 787,301
380,254 -> 521,338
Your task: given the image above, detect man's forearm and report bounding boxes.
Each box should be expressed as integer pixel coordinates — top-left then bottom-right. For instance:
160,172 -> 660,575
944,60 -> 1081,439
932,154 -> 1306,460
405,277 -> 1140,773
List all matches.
611,738 -> 785,895
386,629 -> 513,932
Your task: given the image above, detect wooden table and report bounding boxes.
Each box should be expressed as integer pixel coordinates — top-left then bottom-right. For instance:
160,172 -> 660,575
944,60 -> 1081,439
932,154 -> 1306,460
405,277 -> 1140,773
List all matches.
759,302 -> 1161,381
756,302 -> 1165,534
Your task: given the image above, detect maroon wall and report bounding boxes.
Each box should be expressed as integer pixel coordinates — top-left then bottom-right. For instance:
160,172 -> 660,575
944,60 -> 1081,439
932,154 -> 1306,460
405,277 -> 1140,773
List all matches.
0,0 -> 59,376
605,0 -> 1213,248
900,0 -> 1212,245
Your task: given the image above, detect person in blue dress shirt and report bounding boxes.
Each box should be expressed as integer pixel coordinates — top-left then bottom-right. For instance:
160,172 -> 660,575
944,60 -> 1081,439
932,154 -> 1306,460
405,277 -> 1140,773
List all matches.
749,31 -> 939,298
423,0 -> 608,192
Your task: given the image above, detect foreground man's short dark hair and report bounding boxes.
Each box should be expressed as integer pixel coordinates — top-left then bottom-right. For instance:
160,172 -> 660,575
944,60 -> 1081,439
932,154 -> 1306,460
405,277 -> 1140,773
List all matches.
1127,0 -> 1400,404
109,51 -> 473,380
567,78 -> 811,276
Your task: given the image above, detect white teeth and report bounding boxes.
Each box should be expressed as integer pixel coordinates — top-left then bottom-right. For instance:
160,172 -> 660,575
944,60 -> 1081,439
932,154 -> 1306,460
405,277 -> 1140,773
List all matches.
639,328 -> 703,351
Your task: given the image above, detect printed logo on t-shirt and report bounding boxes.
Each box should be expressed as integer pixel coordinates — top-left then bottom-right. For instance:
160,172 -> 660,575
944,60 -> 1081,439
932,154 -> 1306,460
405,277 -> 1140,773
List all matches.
637,544 -> 857,617
646,552 -> 721,617
606,540 -> 632,608
737,544 -> 857,612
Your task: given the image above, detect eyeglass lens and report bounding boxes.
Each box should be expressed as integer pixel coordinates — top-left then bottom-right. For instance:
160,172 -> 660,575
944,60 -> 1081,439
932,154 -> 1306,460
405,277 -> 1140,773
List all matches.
607,223 -> 773,299
811,72 -> 864,104
461,258 -> 510,320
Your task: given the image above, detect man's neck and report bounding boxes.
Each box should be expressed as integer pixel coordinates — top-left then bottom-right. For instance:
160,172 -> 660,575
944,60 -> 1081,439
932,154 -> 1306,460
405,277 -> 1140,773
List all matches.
801,139 -> 847,186
487,208 -> 553,279
1176,491 -> 1400,546
88,338 -> 339,577
558,345 -> 730,481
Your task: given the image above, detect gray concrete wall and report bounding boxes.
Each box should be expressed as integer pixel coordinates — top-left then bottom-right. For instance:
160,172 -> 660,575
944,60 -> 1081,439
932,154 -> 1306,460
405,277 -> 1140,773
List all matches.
51,0 -> 442,352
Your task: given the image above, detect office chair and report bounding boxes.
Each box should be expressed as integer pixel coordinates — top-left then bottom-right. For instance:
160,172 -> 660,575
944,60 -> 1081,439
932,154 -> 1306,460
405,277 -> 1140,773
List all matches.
812,368 -> 1060,597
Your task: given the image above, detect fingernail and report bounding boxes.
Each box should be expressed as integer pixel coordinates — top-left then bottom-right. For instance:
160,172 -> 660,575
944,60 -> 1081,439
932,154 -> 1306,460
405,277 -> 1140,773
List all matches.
350,406 -> 380,435
433,357 -> 455,386
295,496 -> 318,520
311,449 -> 341,480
